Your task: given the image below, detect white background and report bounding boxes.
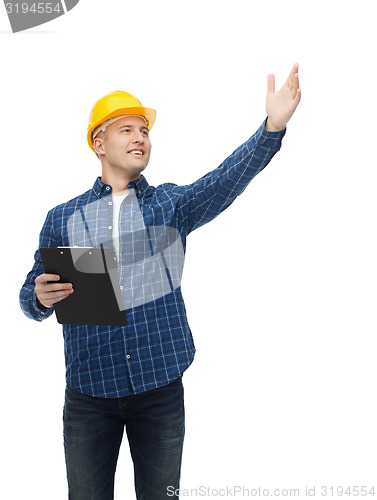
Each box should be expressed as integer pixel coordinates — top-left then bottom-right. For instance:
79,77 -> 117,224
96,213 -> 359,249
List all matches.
1,0 -> 377,498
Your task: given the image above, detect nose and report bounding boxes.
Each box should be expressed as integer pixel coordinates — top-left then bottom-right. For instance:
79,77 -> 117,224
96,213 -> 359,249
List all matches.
132,130 -> 144,143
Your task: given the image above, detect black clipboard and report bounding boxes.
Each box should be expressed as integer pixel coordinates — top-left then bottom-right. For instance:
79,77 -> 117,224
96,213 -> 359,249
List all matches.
39,247 -> 127,326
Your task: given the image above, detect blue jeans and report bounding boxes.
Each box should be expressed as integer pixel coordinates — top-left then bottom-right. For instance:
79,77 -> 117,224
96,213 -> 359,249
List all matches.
63,376 -> 185,499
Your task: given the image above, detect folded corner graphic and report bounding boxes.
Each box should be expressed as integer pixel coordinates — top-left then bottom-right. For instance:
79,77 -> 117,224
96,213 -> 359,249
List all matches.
4,0 -> 80,33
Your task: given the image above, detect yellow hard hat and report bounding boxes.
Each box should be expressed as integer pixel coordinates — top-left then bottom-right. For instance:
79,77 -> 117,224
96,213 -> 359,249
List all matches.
87,91 -> 156,152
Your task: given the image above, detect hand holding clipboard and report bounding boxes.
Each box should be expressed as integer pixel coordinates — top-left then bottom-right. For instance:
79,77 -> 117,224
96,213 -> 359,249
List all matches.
35,273 -> 74,309
38,247 -> 127,326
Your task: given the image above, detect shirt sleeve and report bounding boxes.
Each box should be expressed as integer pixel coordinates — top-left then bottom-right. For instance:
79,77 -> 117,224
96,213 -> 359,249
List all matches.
175,119 -> 286,235
19,209 -> 56,322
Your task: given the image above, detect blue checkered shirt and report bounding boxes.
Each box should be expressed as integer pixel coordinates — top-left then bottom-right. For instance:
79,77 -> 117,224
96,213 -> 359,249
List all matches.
20,120 -> 286,398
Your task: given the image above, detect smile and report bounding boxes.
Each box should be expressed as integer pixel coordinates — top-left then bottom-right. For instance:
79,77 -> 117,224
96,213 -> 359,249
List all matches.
128,149 -> 144,156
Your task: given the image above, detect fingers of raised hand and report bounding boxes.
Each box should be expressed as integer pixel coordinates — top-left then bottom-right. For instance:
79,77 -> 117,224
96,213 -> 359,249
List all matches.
285,63 -> 299,90
291,72 -> 300,99
267,74 -> 275,94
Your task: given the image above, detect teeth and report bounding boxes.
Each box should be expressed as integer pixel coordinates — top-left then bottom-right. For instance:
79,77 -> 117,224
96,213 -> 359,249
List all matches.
130,150 -> 143,155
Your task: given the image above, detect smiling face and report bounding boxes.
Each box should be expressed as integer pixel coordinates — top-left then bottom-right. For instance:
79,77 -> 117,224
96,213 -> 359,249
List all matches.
93,116 -> 151,182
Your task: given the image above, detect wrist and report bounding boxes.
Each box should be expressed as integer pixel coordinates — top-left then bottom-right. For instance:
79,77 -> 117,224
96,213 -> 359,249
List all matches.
36,297 -> 49,311
265,117 -> 285,132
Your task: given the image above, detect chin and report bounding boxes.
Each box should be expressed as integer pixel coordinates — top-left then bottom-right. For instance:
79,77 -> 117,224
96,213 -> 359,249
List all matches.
130,164 -> 147,177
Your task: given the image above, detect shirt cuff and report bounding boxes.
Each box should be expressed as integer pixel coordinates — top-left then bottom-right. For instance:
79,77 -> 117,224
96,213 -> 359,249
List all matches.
33,290 -> 53,321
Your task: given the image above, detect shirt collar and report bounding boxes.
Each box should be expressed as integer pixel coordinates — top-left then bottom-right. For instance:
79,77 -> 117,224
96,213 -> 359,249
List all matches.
127,175 -> 149,197
92,175 -> 150,199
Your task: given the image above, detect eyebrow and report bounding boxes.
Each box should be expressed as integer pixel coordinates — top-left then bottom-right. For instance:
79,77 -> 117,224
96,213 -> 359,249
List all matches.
118,124 -> 149,132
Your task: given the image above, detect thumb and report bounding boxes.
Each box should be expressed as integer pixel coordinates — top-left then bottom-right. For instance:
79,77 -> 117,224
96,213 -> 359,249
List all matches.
267,74 -> 275,94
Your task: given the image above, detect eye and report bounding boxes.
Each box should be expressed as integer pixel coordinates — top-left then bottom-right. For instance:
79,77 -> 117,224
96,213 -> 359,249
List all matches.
142,130 -> 149,136
121,128 -> 130,133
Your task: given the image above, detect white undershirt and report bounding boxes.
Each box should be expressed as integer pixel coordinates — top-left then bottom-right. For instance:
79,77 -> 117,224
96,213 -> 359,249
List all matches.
112,193 -> 128,260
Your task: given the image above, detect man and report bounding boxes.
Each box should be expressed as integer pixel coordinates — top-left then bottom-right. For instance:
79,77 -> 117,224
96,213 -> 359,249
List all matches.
20,64 -> 301,499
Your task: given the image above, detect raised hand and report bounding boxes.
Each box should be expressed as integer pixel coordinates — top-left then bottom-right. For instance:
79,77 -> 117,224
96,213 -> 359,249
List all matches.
265,63 -> 301,132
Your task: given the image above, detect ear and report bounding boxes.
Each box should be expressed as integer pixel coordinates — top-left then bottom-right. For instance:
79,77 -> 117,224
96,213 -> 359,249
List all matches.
93,137 -> 105,156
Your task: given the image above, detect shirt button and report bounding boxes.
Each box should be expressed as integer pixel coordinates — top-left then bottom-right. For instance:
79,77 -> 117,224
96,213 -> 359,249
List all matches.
106,186 -> 111,191
120,285 -> 124,290
108,225 -> 112,230
108,201 -> 112,206
126,354 -> 131,359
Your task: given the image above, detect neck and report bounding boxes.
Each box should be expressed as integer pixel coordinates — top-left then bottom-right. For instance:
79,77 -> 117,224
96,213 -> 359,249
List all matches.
100,166 -> 141,194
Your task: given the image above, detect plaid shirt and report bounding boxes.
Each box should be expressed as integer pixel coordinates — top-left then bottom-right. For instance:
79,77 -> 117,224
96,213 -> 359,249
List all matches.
20,120 -> 286,398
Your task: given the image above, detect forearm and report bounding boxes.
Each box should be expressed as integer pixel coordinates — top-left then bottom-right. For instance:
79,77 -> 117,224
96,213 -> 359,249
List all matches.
20,210 -> 57,321
178,118 -> 286,233
20,277 -> 54,322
